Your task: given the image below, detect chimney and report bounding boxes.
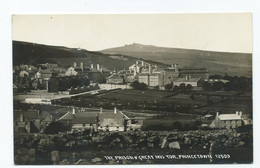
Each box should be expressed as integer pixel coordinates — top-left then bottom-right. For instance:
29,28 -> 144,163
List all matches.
97,64 -> 100,70
96,113 -> 99,123
74,62 -> 77,68
91,64 -> 94,69
80,62 -> 83,71
134,65 -> 137,76
114,107 -> 117,114
186,76 -> 188,81
216,112 -> 219,116
20,114 -> 23,122
100,107 -> 103,114
136,60 -> 139,65
149,64 -> 152,74
175,64 -> 178,72
142,61 -> 144,66
239,111 -> 243,116
171,64 -> 174,69
236,111 -> 239,115
72,108 -> 76,115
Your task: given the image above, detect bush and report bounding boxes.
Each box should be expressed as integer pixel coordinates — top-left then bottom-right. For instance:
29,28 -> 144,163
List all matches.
130,81 -> 148,90
165,83 -> 173,90
172,121 -> 183,130
44,122 -> 71,134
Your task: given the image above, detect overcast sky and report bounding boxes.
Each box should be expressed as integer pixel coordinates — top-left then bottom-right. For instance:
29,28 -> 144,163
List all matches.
12,13 -> 252,53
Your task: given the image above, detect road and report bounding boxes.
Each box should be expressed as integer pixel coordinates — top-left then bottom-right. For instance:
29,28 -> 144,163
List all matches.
14,89 -> 102,103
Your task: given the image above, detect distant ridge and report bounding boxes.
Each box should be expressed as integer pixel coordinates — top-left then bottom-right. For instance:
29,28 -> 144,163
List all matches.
100,43 -> 252,77
101,43 -> 251,56
12,41 -> 139,71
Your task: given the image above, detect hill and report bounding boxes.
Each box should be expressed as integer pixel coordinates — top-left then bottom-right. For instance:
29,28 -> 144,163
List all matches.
101,43 -> 252,77
12,41 -> 139,71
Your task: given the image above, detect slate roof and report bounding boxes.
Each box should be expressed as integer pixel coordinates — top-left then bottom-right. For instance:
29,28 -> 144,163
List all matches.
40,69 -> 52,74
101,67 -> 110,72
14,110 -> 45,121
59,112 -> 75,121
59,111 -> 98,124
205,114 -> 213,118
107,74 -> 123,79
71,116 -> 97,124
138,73 -> 160,76
218,114 -> 242,121
173,77 -> 201,83
89,68 -> 100,73
178,68 -> 208,74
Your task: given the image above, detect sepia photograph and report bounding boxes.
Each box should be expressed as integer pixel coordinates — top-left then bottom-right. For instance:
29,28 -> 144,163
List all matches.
12,13 -> 253,165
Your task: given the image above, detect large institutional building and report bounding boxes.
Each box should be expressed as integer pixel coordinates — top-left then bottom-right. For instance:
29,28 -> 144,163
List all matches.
122,60 -> 209,88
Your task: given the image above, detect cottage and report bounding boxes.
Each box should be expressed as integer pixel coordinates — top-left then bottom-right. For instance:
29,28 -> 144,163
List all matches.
59,107 -> 134,132
242,114 -> 253,125
71,112 -> 98,131
98,107 -> 128,131
59,108 -> 99,131
14,110 -> 53,133
209,111 -> 243,130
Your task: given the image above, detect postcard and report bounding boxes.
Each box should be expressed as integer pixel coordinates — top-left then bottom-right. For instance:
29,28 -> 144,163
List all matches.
12,13 -> 253,165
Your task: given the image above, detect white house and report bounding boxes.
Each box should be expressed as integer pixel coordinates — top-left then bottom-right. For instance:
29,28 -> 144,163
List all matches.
209,111 -> 243,130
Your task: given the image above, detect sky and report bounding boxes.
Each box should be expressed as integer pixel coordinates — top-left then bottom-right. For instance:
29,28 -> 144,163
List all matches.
12,13 -> 252,53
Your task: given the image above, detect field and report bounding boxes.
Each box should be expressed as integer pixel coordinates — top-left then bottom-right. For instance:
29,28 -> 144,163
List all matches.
58,89 -> 252,119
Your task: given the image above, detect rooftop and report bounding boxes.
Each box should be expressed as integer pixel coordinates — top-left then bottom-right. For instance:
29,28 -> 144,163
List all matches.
179,68 -> 208,74
59,110 -> 99,122
107,74 -> 124,79
218,113 -> 242,121
173,77 -> 201,83
14,110 -> 45,121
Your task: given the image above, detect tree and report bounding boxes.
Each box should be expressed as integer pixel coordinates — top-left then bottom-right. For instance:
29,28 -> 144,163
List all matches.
165,83 -> 173,90
154,85 -> 159,90
173,85 -> 179,92
172,121 -> 183,130
130,81 -> 148,90
202,82 -> 212,91
190,94 -> 195,100
223,82 -> 231,91
44,122 -> 71,134
212,82 -> 224,91
186,84 -> 193,92
179,83 -> 186,92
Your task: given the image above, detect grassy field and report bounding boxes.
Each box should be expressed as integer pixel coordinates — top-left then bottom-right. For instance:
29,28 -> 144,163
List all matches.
67,89 -> 252,117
